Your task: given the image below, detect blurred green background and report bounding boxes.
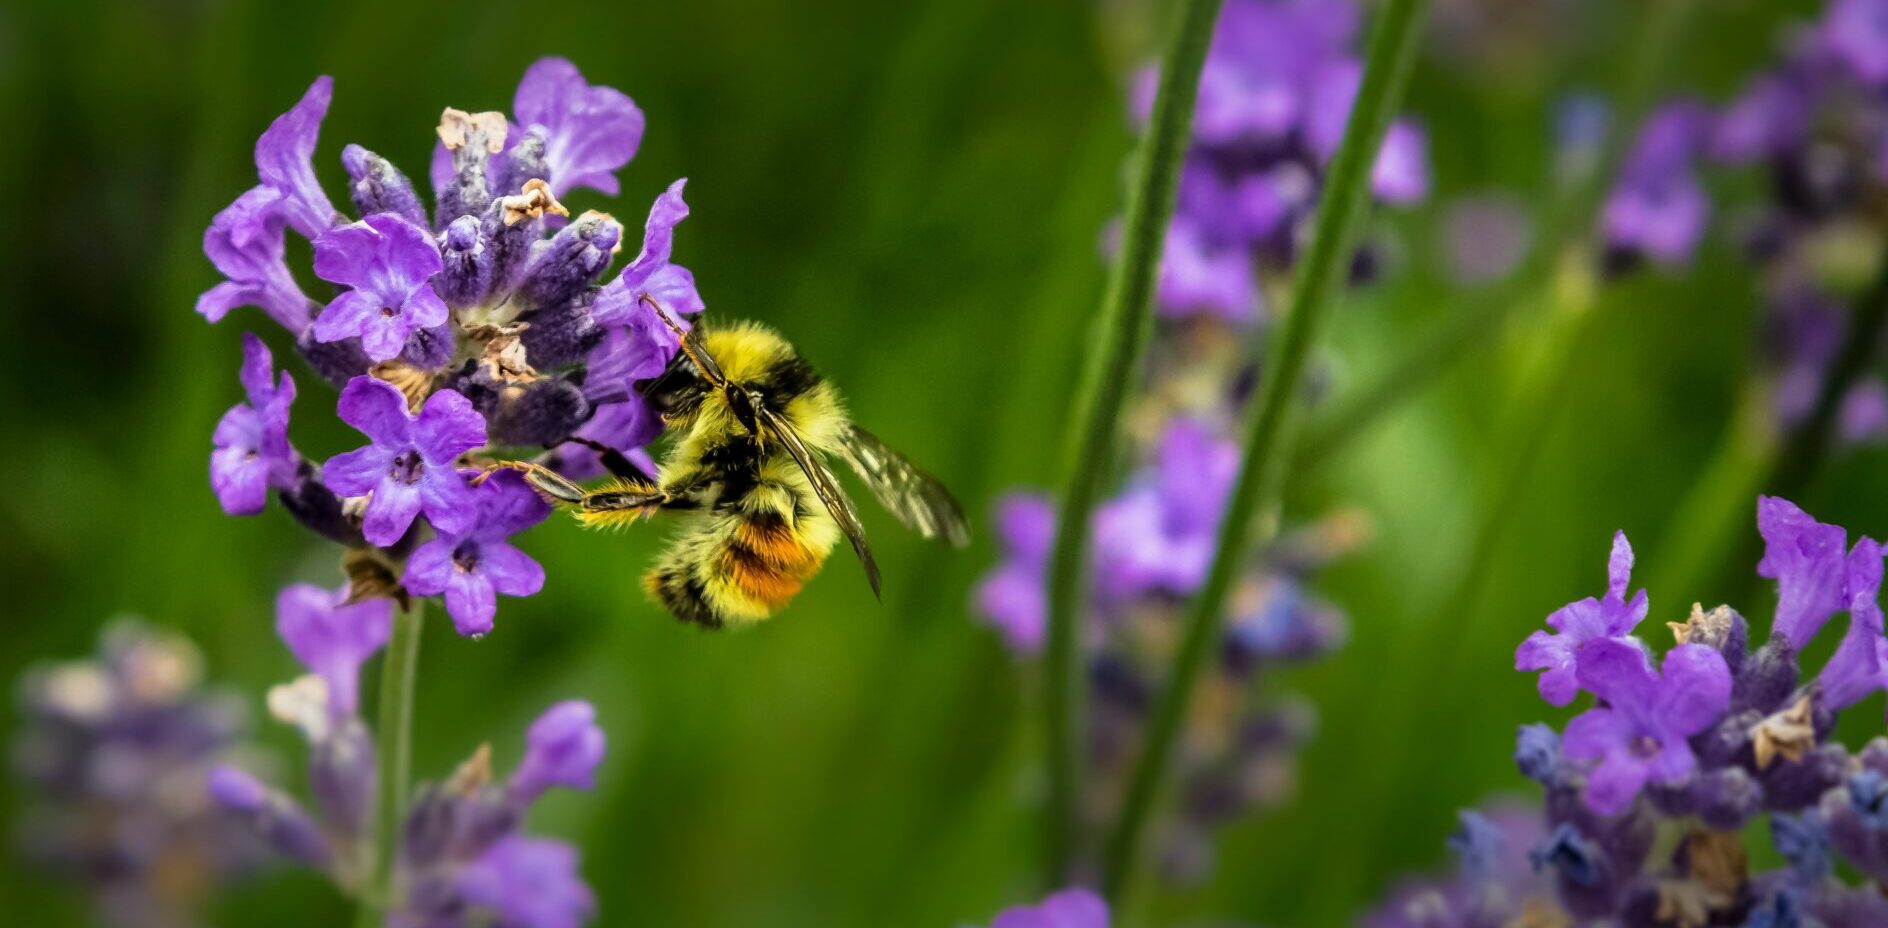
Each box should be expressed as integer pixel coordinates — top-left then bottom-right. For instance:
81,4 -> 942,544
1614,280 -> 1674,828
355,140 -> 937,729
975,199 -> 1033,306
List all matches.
4,0 -> 1881,924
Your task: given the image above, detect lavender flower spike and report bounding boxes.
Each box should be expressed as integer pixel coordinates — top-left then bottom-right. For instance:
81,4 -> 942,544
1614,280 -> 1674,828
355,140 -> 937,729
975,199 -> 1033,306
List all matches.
989,888 -> 1109,928
211,333 -> 299,515
403,469 -> 549,637
322,376 -> 486,545
1760,496 -> 1856,650
311,213 -> 449,362
206,765 -> 330,866
255,76 -> 341,239
513,57 -> 646,198
509,700 -> 607,803
1515,531 -> 1648,706
972,494 -> 1056,653
274,583 -> 392,715
1564,639 -> 1731,815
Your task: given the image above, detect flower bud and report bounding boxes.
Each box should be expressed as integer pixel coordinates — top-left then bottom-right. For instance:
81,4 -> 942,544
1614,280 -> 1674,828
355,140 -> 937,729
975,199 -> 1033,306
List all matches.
341,144 -> 427,230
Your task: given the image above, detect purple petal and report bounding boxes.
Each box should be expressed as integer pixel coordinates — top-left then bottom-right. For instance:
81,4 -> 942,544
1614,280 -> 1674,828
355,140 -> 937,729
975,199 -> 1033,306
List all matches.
1825,0 -> 1888,86
238,332 -> 277,401
1562,708 -> 1633,763
479,542 -> 545,597
1574,637 -> 1657,710
511,700 -> 606,801
362,480 -> 424,547
1372,120 -> 1429,204
1606,531 -> 1634,600
413,389 -> 487,462
1644,735 -> 1697,785
418,468 -> 480,538
274,583 -> 393,715
1155,219 -> 1256,322
625,179 -> 689,278
994,494 -> 1056,565
1759,496 -> 1852,649
210,446 -> 270,515
255,76 -> 339,238
312,289 -> 383,347
402,538 -> 455,597
974,565 -> 1045,655
321,444 -> 393,498
473,469 -> 553,538
444,567 -> 498,636
334,376 -> 414,446
356,306 -> 417,362
1651,644 -> 1732,736
991,888 -> 1110,928
513,57 -> 645,197
457,836 -> 596,928
1584,751 -> 1651,816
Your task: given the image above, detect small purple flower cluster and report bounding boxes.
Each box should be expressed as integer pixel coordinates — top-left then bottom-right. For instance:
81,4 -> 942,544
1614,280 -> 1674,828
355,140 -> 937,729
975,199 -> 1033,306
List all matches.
207,585 -> 605,928
1371,496 -> 1888,926
12,622 -> 260,928
1600,0 -> 1888,444
974,0 -> 1423,882
202,58 -> 703,636
1133,0 -> 1429,322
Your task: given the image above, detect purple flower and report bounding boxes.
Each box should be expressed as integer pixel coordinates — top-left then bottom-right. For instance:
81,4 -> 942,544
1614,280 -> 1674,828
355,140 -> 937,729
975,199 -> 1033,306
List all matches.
512,57 -> 645,198
322,377 -> 486,546
1602,103 -> 1711,265
1154,219 -> 1258,321
989,888 -> 1109,928
1711,75 -> 1808,163
510,701 -> 607,803
972,494 -> 1055,653
1820,538 -> 1888,712
274,583 -> 392,716
403,469 -> 548,637
1305,63 -> 1431,203
1515,531 -> 1649,706
1562,639 -> 1731,815
1760,496 -> 1856,649
591,179 -> 703,329
1842,381 -> 1888,446
1824,0 -> 1888,86
1092,420 -> 1239,602
455,836 -> 596,928
254,76 -> 340,239
310,213 -> 449,362
198,186 -> 315,330
211,333 -> 299,515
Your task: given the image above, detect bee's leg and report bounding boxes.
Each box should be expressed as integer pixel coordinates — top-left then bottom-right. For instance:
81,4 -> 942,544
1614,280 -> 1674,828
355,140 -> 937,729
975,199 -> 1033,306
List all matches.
559,437 -> 656,484
479,459 -> 590,506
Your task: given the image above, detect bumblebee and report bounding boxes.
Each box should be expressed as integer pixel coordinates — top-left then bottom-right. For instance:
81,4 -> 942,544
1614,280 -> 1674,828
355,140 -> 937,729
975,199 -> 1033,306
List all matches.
491,299 -> 969,627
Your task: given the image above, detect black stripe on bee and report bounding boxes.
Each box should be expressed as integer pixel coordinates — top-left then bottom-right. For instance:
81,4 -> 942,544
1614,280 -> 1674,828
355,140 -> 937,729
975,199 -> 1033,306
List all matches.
754,357 -> 820,408
650,566 -> 722,628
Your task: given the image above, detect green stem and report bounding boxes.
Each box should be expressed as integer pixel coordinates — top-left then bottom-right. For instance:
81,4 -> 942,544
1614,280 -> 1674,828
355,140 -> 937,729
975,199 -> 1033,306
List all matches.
1039,0 -> 1224,885
354,598 -> 424,928
1097,0 -> 1431,905
1294,0 -> 1698,468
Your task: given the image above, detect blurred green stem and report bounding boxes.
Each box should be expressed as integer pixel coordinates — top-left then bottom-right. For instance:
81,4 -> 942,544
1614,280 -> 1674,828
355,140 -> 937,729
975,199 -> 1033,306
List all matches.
1295,0 -> 1699,469
1039,0 -> 1223,884
1098,0 -> 1431,906
355,599 -> 423,928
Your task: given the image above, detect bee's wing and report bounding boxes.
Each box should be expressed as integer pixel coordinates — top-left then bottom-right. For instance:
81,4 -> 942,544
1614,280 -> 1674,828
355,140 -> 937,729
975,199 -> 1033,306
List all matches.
757,405 -> 882,600
835,426 -> 970,547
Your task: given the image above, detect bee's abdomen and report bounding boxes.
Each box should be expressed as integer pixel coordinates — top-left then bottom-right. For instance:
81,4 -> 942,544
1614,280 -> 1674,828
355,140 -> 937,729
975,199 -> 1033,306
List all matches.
642,507 -> 835,628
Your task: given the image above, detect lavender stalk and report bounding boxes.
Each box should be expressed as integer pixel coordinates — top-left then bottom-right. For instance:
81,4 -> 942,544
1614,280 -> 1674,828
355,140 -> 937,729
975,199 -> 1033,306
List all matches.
1041,0 -> 1224,883
355,599 -> 422,928
1099,0 -> 1431,904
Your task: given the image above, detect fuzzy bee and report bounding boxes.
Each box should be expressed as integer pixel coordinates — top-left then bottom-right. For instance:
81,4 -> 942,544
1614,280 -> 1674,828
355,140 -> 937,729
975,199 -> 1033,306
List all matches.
490,299 -> 969,627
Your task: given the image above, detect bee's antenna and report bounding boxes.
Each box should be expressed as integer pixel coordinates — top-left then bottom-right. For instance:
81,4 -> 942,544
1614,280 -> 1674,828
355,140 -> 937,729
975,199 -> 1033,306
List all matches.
640,295 -> 725,387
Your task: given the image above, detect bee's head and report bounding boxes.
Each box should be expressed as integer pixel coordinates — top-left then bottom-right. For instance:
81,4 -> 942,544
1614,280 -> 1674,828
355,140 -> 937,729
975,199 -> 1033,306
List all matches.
638,351 -> 709,421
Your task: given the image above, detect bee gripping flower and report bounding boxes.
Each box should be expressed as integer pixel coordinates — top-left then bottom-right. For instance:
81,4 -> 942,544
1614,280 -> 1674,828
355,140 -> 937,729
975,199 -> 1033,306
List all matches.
310,213 -> 449,362
1562,640 -> 1732,816
274,583 -> 392,715
322,376 -> 486,546
1514,531 -> 1648,706
403,469 -> 549,637
211,333 -> 299,515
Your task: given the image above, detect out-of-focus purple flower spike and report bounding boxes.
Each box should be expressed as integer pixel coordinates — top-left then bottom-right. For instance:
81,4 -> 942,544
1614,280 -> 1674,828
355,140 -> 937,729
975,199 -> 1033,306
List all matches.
509,701 -> 607,804
274,583 -> 393,716
207,765 -> 331,866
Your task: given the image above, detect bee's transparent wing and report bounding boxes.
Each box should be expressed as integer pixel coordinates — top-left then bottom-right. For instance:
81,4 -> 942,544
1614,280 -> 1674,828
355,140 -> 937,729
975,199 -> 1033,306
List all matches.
757,405 -> 881,600
835,426 -> 969,547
